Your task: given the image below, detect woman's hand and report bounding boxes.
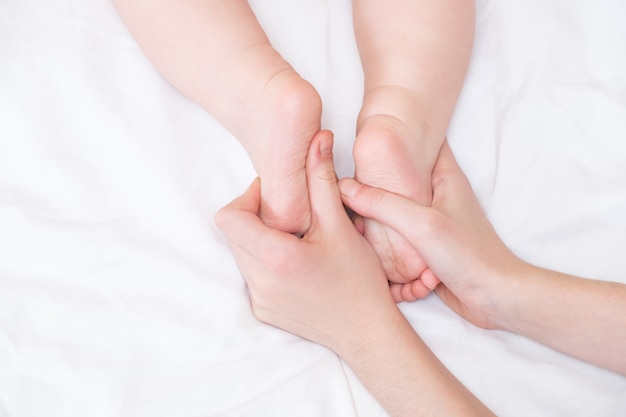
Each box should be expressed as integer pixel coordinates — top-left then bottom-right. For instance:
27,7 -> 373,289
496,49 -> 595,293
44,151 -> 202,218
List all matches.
215,131 -> 397,356
341,141 -> 626,375
340,140 -> 525,330
216,132 -> 495,415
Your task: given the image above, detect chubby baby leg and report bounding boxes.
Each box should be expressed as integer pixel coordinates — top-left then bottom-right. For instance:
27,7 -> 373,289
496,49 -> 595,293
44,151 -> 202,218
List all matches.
352,0 -> 474,297
113,0 -> 321,234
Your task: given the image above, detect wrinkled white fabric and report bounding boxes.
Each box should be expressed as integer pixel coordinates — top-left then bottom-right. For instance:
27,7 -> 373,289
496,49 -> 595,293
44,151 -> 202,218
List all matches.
1,0 -> 625,416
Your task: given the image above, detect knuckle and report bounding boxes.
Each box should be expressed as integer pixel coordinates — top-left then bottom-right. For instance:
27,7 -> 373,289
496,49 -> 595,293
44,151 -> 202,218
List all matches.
364,187 -> 389,216
265,245 -> 298,275
315,165 -> 338,183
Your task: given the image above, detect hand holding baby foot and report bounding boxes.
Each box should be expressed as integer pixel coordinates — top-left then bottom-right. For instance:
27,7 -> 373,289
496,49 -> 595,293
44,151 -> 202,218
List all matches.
344,142 -> 626,377
342,140 -> 522,329
215,131 -> 395,354
217,131 -> 496,416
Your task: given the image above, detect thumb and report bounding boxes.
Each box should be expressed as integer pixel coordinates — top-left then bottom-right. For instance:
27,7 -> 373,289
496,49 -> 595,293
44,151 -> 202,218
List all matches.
339,178 -> 440,253
215,178 -> 298,254
216,177 -> 261,220
305,130 -> 349,231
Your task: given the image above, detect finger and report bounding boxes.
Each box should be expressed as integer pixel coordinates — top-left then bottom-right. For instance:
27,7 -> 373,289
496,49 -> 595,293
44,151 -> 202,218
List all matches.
431,140 -> 485,218
431,139 -> 466,188
215,178 -> 298,253
305,130 -> 349,229
339,178 -> 435,249
216,177 -> 261,218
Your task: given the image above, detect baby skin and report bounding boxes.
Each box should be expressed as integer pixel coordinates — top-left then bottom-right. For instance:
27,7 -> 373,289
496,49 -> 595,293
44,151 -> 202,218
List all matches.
354,86 -> 440,298
113,0 -> 321,235
352,0 -> 475,299
114,0 -> 475,296
239,67 -> 321,234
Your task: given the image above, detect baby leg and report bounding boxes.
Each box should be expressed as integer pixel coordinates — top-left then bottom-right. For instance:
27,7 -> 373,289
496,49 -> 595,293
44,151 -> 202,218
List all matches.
113,0 -> 321,234
352,0 -> 474,296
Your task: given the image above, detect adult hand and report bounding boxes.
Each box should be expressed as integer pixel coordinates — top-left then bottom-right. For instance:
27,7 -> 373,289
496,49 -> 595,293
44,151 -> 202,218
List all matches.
216,132 -> 496,415
340,140 -> 523,329
215,131 -> 397,355
341,141 -> 626,375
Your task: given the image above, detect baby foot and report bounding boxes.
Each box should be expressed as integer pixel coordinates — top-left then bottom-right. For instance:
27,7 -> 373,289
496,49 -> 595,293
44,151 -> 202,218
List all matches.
244,70 -> 322,234
353,86 -> 442,299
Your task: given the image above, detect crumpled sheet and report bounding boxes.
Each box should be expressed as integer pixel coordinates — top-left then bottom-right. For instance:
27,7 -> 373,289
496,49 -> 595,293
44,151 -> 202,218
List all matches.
1,0 -> 625,416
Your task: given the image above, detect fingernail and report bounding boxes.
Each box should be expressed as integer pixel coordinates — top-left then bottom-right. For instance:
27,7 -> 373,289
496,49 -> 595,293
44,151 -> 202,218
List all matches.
340,179 -> 359,197
319,133 -> 333,157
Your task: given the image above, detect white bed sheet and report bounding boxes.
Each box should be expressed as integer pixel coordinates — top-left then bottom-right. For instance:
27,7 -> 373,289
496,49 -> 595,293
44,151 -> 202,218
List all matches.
1,0 -> 625,416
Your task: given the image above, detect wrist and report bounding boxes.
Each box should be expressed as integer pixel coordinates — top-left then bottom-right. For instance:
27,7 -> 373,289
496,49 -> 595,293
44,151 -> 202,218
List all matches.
332,302 -> 407,363
481,258 -> 537,332
334,301 -> 496,416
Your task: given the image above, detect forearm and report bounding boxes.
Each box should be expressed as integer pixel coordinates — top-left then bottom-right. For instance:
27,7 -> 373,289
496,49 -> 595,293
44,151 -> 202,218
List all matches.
495,264 -> 626,375
337,307 -> 494,417
352,0 -> 475,134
